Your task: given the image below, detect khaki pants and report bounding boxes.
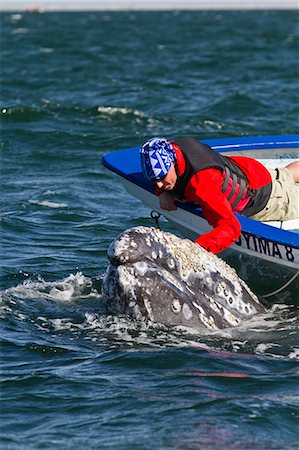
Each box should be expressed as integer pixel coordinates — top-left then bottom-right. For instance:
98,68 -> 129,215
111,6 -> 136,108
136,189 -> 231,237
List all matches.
250,167 -> 299,221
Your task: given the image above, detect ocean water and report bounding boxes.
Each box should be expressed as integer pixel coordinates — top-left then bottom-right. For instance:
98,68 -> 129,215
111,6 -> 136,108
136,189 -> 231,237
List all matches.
1,10 -> 299,450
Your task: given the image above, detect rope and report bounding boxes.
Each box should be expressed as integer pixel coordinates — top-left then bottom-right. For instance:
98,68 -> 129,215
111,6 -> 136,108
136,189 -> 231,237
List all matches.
150,210 -> 161,229
261,270 -> 299,299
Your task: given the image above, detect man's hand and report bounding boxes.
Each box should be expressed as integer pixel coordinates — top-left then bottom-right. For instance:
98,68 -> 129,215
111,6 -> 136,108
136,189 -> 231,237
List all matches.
159,192 -> 178,211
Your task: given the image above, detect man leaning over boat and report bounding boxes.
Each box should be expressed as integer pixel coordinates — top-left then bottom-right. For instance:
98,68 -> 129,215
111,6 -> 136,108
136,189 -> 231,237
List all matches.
139,137 -> 299,254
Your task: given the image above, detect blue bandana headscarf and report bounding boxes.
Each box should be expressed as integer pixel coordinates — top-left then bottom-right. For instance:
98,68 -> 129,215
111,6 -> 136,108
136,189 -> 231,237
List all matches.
140,137 -> 176,181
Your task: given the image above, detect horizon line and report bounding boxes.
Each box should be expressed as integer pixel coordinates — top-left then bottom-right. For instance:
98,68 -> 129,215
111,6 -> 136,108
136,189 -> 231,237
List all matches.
1,1 -> 298,12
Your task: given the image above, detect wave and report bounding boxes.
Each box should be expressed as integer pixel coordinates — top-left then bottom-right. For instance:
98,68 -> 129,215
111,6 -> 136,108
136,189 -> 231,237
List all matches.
96,105 -> 145,117
29,200 -> 68,209
95,105 -> 159,130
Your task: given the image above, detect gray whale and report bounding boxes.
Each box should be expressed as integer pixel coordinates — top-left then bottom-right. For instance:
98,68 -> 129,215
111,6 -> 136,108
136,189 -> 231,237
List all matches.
102,226 -> 266,330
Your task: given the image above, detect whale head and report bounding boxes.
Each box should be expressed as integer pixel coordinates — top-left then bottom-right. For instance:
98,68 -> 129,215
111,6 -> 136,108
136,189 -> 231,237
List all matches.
102,226 -> 265,330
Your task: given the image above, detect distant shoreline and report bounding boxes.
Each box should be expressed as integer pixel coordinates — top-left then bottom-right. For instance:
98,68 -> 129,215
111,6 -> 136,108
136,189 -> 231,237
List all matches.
1,1 -> 298,12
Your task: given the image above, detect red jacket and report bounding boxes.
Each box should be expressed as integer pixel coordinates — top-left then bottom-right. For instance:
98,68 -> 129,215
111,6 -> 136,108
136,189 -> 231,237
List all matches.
158,144 -> 271,254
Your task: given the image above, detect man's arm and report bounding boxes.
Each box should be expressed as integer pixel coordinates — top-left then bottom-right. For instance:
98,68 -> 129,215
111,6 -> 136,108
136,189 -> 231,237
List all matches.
187,169 -> 241,254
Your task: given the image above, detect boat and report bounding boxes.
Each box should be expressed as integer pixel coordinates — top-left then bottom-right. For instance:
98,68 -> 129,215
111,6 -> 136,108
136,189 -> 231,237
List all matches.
102,135 -> 299,300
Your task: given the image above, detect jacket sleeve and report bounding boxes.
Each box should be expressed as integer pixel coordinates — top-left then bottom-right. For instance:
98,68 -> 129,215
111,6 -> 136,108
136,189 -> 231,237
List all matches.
185,169 -> 241,254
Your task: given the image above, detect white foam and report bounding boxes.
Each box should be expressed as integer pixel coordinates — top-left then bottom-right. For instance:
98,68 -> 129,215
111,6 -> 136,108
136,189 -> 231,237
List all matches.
97,106 -> 145,118
2,272 -> 95,302
10,13 -> 22,21
11,28 -> 28,35
49,285 -> 75,301
255,343 -> 280,354
29,200 -> 68,208
289,348 -> 299,359
38,47 -> 54,54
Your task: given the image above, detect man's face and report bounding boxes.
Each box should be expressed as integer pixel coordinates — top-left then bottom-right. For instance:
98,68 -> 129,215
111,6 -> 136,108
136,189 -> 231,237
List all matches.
154,163 -> 177,190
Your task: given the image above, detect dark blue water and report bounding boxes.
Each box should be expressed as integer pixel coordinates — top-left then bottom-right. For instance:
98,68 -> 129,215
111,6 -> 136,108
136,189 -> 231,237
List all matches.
1,10 -> 299,449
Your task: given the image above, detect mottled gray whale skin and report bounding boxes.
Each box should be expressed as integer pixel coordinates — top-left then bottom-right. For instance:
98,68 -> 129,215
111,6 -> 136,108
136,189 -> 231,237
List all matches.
102,226 -> 265,330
